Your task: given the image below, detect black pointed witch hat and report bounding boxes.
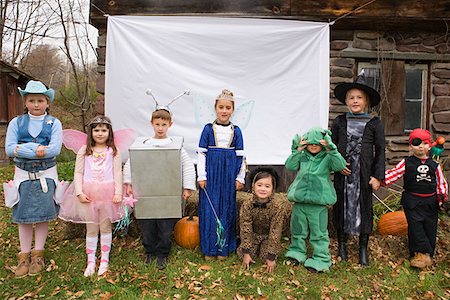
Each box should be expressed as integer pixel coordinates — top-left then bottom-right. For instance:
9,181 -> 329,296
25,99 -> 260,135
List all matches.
334,71 -> 381,107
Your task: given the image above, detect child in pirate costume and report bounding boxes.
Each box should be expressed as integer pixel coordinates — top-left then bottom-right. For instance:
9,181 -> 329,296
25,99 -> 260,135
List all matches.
384,129 -> 448,268
285,127 -> 346,272
331,72 -> 386,266
237,168 -> 286,273
5,80 -> 62,277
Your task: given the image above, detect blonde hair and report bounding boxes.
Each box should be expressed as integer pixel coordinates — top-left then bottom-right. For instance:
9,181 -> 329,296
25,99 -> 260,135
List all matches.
215,89 -> 235,109
345,88 -> 369,112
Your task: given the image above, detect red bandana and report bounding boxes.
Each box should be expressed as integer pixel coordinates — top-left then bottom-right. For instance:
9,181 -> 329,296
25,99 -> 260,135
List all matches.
409,129 -> 432,146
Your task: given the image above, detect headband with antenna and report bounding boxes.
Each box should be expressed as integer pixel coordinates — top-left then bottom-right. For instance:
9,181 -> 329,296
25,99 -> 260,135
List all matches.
145,89 -> 190,114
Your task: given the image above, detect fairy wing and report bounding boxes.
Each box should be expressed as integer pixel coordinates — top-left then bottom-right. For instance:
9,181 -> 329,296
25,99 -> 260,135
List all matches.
231,100 -> 255,130
62,129 -> 87,154
193,92 -> 216,126
114,129 -> 137,152
193,91 -> 255,129
114,129 -> 138,162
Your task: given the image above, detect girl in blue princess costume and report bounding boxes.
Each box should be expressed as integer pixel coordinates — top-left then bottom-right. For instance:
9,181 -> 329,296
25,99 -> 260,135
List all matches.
197,89 -> 246,260
5,80 -> 62,277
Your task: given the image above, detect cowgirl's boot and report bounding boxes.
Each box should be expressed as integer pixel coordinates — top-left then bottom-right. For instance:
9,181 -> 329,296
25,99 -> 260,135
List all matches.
15,252 -> 30,278
359,234 -> 369,266
29,250 -> 45,276
337,232 -> 348,261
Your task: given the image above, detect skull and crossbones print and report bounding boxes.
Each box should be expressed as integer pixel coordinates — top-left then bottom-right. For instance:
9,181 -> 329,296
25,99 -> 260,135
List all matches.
416,164 -> 431,182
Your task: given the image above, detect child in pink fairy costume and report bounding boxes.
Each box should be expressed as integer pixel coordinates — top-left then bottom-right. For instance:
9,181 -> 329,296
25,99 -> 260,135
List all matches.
59,116 -> 124,276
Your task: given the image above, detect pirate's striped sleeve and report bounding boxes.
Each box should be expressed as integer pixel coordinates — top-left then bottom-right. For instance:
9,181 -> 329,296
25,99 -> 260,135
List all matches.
384,159 -> 406,186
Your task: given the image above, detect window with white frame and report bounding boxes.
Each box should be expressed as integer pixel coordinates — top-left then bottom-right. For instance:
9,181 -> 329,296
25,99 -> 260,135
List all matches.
358,62 -> 427,133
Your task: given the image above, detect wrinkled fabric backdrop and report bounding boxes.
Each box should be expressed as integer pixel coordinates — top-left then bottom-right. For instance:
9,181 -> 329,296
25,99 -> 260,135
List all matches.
105,16 -> 329,164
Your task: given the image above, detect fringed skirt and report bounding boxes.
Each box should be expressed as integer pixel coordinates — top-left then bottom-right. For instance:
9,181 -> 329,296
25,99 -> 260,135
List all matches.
12,179 -> 58,224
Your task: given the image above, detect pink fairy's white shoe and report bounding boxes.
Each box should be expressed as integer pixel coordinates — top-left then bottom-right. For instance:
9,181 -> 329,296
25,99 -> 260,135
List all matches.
84,262 -> 96,277
98,259 -> 109,276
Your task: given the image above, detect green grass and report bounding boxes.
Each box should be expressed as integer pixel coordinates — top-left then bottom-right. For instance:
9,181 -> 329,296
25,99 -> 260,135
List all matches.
1,164 -> 449,299
1,222 -> 449,299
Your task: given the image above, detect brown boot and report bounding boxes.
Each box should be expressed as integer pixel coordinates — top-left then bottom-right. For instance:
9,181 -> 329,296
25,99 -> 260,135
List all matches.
421,253 -> 433,267
15,252 -> 30,278
410,253 -> 432,268
29,250 -> 45,276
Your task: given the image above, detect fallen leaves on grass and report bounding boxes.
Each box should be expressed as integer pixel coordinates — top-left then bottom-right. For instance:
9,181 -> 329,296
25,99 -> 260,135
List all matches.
198,264 -> 212,271
99,291 -> 114,300
17,285 -> 44,300
46,259 -> 58,272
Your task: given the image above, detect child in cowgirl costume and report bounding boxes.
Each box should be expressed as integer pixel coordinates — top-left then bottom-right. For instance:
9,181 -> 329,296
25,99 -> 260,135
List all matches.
5,80 -> 62,277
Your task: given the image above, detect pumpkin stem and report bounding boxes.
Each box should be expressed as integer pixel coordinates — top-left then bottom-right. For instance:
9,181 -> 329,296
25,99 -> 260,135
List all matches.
188,212 -> 195,221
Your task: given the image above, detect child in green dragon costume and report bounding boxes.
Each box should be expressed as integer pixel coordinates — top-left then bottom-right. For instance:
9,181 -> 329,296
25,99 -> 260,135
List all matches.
285,126 -> 346,272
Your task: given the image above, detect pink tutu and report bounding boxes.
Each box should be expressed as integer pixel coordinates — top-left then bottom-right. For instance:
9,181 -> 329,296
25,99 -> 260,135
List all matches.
59,181 -> 124,224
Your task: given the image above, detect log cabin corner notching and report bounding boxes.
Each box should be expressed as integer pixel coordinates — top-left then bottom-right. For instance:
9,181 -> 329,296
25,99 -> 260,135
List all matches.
0,61 -> 34,165
89,0 -> 450,188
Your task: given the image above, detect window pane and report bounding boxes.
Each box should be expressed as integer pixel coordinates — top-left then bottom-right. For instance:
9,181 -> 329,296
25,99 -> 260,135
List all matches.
361,68 -> 381,92
405,100 -> 422,130
406,70 -> 423,99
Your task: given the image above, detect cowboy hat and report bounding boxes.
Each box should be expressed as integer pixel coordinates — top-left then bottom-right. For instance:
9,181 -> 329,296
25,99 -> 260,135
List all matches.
18,80 -> 55,102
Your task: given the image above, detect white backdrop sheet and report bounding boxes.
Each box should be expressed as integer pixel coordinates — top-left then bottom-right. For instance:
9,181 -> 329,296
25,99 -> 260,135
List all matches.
105,16 -> 329,164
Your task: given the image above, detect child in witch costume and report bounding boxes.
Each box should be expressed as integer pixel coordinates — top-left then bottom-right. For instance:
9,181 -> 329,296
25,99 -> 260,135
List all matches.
331,72 -> 386,266
384,129 -> 448,268
5,80 -> 63,277
285,127 -> 346,272
197,89 -> 246,260
237,168 -> 286,273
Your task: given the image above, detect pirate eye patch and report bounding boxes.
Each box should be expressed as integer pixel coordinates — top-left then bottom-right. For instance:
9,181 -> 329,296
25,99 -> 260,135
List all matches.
411,138 -> 422,146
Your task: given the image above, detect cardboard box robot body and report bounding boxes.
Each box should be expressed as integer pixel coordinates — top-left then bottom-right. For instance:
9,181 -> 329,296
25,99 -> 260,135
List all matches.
129,136 -> 183,219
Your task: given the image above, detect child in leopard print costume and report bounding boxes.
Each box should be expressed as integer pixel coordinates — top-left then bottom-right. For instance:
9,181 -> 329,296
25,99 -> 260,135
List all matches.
237,168 -> 287,273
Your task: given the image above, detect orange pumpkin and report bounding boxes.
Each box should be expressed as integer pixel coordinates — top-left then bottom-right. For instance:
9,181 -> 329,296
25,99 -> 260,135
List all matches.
174,215 -> 200,249
378,211 -> 408,236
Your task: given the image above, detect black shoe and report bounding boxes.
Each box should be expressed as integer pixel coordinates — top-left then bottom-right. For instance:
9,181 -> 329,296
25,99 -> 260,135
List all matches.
359,234 -> 369,266
156,256 -> 167,270
286,257 -> 300,266
306,266 -> 318,273
359,248 -> 368,266
337,232 -> 348,261
145,254 -> 155,264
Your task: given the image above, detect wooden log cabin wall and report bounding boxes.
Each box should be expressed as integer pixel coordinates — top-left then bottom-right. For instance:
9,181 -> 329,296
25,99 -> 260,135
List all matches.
0,61 -> 33,165
329,31 -> 450,170
90,0 -> 450,190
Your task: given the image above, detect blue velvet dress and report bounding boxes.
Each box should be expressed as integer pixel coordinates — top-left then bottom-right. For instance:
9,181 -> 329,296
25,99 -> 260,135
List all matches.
198,122 -> 244,256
